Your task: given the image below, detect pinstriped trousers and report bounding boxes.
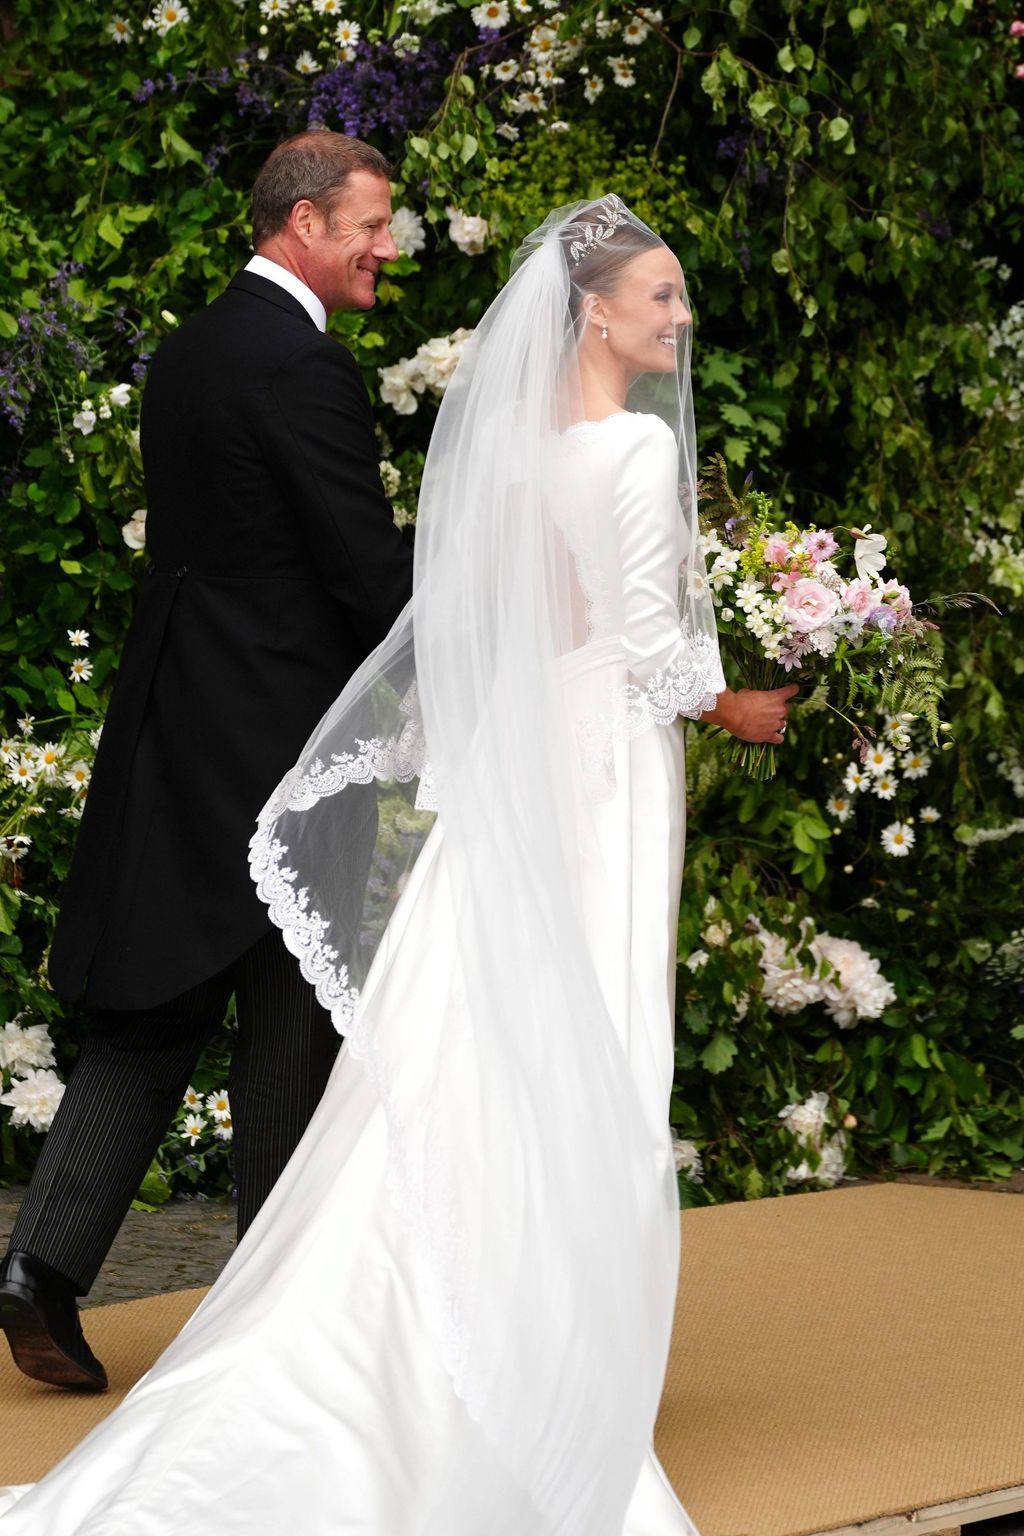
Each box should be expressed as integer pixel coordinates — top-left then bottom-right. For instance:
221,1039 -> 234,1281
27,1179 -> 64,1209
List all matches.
8,931 -> 338,1295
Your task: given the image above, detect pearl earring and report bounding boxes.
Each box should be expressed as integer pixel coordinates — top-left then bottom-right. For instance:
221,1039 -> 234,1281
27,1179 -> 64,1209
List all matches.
600,325 -> 608,341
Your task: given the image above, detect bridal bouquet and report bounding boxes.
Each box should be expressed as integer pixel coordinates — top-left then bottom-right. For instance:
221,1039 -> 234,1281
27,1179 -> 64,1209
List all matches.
697,457 -> 945,779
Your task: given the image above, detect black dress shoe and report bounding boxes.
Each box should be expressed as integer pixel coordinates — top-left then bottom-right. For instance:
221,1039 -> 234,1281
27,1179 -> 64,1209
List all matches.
0,1250 -> 107,1391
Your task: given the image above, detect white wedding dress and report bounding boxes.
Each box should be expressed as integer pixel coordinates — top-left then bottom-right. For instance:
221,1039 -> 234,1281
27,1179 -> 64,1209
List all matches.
0,412 -> 721,1535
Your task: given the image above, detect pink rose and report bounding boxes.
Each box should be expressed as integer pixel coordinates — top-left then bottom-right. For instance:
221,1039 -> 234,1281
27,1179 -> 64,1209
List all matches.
841,577 -> 875,617
762,534 -> 792,567
881,580 -> 912,620
771,569 -> 802,592
1011,19 -> 1024,35
785,577 -> 840,632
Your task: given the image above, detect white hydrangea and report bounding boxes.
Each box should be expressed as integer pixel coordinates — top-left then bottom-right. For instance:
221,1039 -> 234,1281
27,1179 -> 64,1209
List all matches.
813,934 -> 897,1028
779,1090 -> 830,1144
0,1020 -> 57,1074
1,1067 -> 66,1132
389,206 -> 426,257
672,1138 -> 704,1183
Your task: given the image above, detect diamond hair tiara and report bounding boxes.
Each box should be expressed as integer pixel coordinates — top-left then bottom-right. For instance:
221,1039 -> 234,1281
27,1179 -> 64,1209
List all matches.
567,196 -> 629,265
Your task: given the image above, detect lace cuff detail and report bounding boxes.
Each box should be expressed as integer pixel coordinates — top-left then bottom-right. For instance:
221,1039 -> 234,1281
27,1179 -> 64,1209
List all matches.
609,634 -> 725,738
574,630 -> 724,798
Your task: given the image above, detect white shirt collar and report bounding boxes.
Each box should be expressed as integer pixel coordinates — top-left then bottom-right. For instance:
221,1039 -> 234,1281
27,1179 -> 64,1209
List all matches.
244,254 -> 327,333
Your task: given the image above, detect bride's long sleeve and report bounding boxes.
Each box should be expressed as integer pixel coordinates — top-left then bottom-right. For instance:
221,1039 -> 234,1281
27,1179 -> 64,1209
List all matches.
610,415 -> 726,725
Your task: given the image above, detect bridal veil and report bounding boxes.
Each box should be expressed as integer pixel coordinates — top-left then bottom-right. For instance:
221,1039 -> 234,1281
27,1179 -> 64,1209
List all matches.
249,197 -> 721,1535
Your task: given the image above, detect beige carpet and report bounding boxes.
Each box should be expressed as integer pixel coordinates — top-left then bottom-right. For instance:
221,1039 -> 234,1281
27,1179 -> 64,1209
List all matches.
1,1185 -> 1021,1534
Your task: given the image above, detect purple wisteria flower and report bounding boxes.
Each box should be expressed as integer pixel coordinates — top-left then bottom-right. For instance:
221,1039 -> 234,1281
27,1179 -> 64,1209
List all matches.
308,39 -> 451,149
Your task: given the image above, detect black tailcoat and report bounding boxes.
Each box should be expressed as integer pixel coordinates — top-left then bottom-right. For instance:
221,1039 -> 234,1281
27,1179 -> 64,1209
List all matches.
48,271 -> 413,1009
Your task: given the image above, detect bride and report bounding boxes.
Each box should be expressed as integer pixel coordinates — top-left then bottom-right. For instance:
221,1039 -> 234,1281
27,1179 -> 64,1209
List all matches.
0,196 -> 793,1535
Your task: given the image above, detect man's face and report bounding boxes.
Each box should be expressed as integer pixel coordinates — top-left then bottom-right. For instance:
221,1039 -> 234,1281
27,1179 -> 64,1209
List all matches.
305,170 -> 399,314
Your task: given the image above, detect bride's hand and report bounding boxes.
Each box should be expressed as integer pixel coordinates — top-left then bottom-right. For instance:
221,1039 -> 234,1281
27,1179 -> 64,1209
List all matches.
700,684 -> 799,744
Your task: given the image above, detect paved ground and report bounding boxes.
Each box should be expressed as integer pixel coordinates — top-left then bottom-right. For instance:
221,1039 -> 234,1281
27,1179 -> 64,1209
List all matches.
0,1185 -> 237,1306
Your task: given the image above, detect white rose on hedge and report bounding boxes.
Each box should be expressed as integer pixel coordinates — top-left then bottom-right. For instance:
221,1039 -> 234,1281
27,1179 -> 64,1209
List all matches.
778,1090 -> 830,1146
0,1020 -> 57,1074
122,508 -> 147,550
446,206 -> 488,256
389,206 -> 427,257
379,358 -> 425,415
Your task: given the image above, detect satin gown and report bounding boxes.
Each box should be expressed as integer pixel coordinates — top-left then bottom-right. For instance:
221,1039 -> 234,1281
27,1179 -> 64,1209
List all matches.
1,413 -> 717,1534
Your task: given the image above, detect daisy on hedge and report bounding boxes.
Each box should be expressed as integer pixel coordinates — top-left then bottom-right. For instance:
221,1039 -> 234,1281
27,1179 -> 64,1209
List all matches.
843,763 -> 869,794
607,55 -> 637,86
295,51 -> 320,73
9,757 -> 40,788
142,1 -> 190,36
67,629 -> 89,647
864,744 -> 894,775
69,658 -> 94,684
334,17 -> 360,45
881,821 -> 915,857
63,762 -> 91,793
261,0 -> 292,15
918,805 -> 941,823
583,75 -> 604,103
183,1085 -> 202,1110
38,743 -> 66,782
206,1089 -> 231,1123
827,793 -> 853,823
107,16 -> 133,42
182,1115 -> 205,1146
902,748 -> 931,779
621,15 -> 649,43
872,772 -> 898,800
471,0 -> 509,26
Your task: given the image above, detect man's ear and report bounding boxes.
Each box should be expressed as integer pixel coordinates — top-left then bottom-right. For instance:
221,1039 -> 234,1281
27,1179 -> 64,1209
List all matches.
289,199 -> 318,246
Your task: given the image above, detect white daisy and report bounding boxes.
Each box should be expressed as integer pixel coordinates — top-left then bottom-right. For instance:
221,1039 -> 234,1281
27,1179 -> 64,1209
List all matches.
334,16 -> 360,43
183,1085 -> 202,1110
0,739 -> 17,764
471,0 -> 509,24
872,773 -> 898,800
843,764 -> 868,794
827,794 -> 853,823
215,1116 -> 233,1142
107,15 -> 133,42
260,0 -> 292,13
902,750 -> 932,779
621,15 -> 649,43
918,805 -> 942,823
37,743 -> 66,781
67,629 -> 90,647
9,756 -> 40,788
143,1 -> 190,34
536,63 -> 563,85
527,23 -> 558,56
69,658 -> 94,684
607,54 -> 636,85
493,58 -> 519,81
881,821 -> 915,857
17,716 -> 35,735
295,49 -> 320,73
181,1115 -> 206,1145
205,1088 -> 231,1123
865,745 -> 894,776
314,0 -> 342,10
510,88 -> 546,112
496,122 -> 520,140
63,761 -> 91,792
512,0 -> 532,11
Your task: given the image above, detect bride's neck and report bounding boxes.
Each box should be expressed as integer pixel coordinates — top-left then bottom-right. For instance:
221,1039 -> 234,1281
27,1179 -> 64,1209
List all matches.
577,344 -> 630,419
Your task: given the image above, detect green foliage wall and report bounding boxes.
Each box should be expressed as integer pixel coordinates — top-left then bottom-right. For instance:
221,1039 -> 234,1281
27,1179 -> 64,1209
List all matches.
1,0 -> 1021,1198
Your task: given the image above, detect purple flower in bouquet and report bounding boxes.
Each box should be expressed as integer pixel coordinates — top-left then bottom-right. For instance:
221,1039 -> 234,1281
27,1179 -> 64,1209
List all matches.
866,605 -> 897,634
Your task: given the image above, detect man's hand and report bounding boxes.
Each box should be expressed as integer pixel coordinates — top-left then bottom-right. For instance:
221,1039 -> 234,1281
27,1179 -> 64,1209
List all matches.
700,684 -> 799,744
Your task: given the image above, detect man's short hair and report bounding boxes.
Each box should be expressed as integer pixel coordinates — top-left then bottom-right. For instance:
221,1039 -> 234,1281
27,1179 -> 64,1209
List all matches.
251,131 -> 393,248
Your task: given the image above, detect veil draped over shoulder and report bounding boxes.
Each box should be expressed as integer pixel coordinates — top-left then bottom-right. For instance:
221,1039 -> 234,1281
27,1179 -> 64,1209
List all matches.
249,197 -> 723,1535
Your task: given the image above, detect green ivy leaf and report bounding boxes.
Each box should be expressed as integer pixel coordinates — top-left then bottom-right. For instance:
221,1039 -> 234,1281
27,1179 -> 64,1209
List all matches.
700,1031 -> 738,1074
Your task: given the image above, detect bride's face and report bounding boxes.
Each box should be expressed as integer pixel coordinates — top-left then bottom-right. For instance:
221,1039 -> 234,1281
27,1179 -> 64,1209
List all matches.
591,247 -> 691,377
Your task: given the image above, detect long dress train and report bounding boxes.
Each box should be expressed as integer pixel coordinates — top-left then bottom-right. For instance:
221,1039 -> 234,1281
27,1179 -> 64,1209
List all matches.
0,412 -> 715,1534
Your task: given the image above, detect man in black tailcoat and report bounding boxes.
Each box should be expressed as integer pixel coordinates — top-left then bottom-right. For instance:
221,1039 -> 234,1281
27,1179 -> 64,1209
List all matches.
0,131 -> 413,1389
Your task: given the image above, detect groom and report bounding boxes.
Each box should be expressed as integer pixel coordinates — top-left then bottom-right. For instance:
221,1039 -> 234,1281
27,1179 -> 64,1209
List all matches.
0,131 -> 412,1391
